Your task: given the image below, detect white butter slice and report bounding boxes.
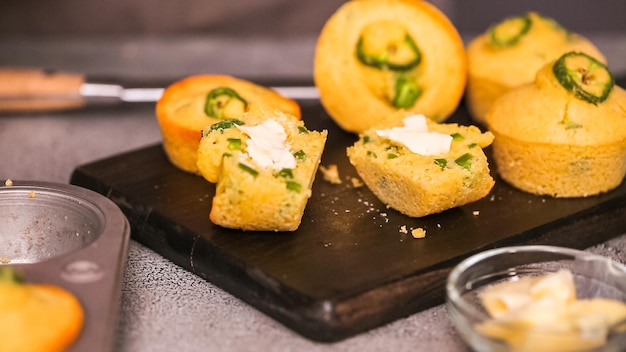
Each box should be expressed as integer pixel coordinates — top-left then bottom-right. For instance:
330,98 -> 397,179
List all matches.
375,114 -> 452,155
237,119 -> 296,170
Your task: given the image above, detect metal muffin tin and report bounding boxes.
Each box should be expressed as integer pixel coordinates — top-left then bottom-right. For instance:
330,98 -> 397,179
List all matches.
0,180 -> 130,352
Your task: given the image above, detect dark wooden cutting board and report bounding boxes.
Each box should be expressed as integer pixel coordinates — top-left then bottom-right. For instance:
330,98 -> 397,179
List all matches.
70,92 -> 626,342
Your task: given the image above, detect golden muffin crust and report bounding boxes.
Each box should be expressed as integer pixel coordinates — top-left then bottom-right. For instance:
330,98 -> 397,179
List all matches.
466,12 -> 606,125
486,53 -> 626,197
314,0 -> 466,133
0,270 -> 84,352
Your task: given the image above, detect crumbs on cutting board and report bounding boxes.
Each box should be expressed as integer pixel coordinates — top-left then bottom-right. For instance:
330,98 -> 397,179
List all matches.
319,164 -> 342,184
316,164 -> 439,241
4,179 -> 13,187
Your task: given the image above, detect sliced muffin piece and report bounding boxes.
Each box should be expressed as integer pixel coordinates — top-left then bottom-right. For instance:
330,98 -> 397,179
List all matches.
156,75 -> 301,174
197,104 -> 327,231
347,113 -> 494,217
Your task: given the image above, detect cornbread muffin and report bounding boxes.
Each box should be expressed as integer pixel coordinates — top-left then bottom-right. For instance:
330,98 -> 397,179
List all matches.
156,75 -> 301,174
486,52 -> 626,197
347,113 -> 494,217
466,12 -> 606,125
314,0 -> 466,133
197,104 -> 327,231
0,268 -> 84,352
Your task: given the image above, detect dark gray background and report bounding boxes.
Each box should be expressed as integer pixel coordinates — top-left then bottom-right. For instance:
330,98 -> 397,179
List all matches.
0,1 -> 623,82
0,0 -> 624,36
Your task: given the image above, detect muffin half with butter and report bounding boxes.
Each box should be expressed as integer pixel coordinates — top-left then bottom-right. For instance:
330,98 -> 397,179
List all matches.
197,104 -> 327,231
347,112 -> 494,217
486,51 -> 626,197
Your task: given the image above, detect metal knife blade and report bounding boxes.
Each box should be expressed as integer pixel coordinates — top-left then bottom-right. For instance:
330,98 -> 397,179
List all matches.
79,83 -> 319,102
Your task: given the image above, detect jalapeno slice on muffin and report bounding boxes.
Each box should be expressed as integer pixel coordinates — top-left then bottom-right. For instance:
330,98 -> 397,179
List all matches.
488,13 -> 531,47
204,87 -> 248,118
356,21 -> 421,71
393,74 -> 422,108
552,51 -> 614,104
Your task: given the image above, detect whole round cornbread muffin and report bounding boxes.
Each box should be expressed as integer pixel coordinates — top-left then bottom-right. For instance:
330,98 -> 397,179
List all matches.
466,12 -> 606,125
347,112 -> 494,217
486,52 -> 626,198
0,268 -> 84,352
156,75 -> 301,174
314,0 -> 466,133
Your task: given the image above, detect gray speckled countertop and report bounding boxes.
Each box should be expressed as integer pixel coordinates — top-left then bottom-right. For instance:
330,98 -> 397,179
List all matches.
1,34 -> 625,352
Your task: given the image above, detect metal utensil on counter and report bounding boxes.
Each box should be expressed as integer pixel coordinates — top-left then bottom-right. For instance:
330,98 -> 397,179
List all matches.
0,67 -> 319,111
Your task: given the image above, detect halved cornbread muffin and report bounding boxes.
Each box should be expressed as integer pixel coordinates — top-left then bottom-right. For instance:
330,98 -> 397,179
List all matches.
347,112 -> 494,217
197,104 -> 327,231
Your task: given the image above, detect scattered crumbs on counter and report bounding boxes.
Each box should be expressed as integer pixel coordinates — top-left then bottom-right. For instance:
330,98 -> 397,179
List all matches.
399,225 -> 408,234
412,228 -> 426,239
541,198 -> 546,203
350,177 -> 364,188
345,209 -> 350,213
319,164 -> 342,184
323,241 -> 332,248
489,194 -> 495,201
437,223 -> 441,228
4,179 -> 13,187
28,191 -> 36,198
153,184 -> 159,189
472,210 -> 480,216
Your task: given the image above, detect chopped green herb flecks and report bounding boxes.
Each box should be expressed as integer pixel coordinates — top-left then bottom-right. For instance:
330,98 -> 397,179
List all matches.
223,152 -> 232,158
363,135 -> 371,144
276,168 -> 294,179
561,116 -> 583,129
387,153 -> 399,159
294,150 -> 307,162
367,151 -> 377,158
489,13 -> 532,47
205,118 -> 245,135
227,138 -> 242,150
286,181 -> 302,193
204,87 -> 248,118
238,163 -> 259,177
451,133 -> 464,141
434,158 -> 447,169
298,126 -> 309,134
455,153 -> 473,170
468,143 -> 477,149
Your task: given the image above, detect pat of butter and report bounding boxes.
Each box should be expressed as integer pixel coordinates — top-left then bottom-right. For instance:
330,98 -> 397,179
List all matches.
375,114 -> 452,155
477,269 -> 626,351
237,119 -> 296,170
480,269 -> 576,319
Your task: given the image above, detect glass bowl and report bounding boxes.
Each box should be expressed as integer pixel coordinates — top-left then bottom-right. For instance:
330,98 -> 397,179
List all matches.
446,245 -> 626,352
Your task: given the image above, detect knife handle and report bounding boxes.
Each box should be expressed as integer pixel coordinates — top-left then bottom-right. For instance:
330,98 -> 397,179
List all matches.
0,68 -> 86,111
